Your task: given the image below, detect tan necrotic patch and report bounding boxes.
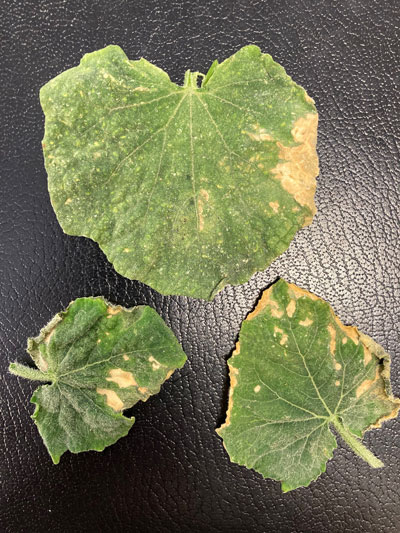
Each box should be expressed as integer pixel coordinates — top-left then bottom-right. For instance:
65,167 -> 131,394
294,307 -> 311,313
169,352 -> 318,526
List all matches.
356,368 -> 380,399
107,305 -> 121,317
106,368 -> 137,388
271,113 -> 318,221
148,356 -> 161,370
247,288 -> 283,321
97,388 -> 124,411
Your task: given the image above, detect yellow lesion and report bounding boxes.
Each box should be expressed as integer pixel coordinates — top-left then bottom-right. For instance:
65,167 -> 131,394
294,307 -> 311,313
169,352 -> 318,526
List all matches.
243,124 -> 273,141
299,317 -> 313,326
286,299 -> 296,317
269,201 -> 279,213
197,189 -> 210,231
97,388 -> 124,411
327,324 -> 336,357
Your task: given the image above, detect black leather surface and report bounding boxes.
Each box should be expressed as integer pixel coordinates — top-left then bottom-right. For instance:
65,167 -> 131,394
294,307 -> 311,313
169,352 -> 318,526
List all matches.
1,1 -> 399,531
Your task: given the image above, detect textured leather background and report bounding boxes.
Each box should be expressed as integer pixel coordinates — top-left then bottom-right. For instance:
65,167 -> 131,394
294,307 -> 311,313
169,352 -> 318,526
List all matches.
1,1 -> 399,531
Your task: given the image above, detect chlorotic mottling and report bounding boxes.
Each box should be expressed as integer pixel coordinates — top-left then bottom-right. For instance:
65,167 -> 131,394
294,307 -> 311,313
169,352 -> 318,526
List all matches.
9,298 -> 186,463
217,280 -> 400,492
40,45 -> 318,299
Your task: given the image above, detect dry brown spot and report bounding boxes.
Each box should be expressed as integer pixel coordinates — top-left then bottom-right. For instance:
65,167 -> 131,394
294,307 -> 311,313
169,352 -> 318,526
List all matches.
97,339 -> 101,344
138,387 -> 148,394
356,368 -> 380,398
335,363 -> 342,371
299,317 -> 313,327
198,189 -> 210,231
286,299 -> 296,318
218,365 -> 239,430
105,332 -> 110,336
335,380 -> 340,387
271,113 -> 319,221
106,368 -> 137,388
327,324 -> 336,357
93,152 -> 101,159
97,388 -> 124,411
64,198 -> 72,205
134,86 -> 150,92
247,288 -> 283,320
269,201 -> 279,213
254,385 -> 261,393
123,354 -> 129,361
342,337 -> 348,344
106,305 -> 121,316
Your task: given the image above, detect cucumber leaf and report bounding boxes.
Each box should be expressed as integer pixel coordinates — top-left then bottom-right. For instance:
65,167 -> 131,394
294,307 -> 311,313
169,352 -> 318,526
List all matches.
217,280 -> 399,491
40,45 -> 318,299
9,298 -> 186,463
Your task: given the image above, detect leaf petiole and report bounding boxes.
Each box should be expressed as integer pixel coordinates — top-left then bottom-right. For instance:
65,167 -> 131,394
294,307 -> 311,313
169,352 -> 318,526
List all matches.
332,417 -> 384,468
9,362 -> 51,383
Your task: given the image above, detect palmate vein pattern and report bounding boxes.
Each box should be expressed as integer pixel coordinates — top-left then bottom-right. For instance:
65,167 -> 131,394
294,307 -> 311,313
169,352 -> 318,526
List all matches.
40,45 -> 318,299
217,280 -> 399,492
9,298 -> 186,463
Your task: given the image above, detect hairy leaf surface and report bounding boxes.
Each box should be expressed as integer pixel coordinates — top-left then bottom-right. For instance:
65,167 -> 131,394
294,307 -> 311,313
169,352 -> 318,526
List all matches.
40,45 -> 318,299
9,298 -> 186,463
217,280 -> 399,491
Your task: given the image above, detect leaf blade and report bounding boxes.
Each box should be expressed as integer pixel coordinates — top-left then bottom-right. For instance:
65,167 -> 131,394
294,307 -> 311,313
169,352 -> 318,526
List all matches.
41,45 -> 318,299
217,280 -> 400,491
10,298 -> 186,463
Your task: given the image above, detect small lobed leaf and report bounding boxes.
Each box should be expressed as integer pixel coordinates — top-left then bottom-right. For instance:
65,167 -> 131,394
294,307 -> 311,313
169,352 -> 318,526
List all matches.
9,298 -> 186,463
40,45 -> 318,299
216,279 -> 400,492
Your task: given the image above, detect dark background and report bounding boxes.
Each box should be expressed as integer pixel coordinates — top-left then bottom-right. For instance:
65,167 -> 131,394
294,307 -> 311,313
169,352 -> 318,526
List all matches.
1,1 -> 399,531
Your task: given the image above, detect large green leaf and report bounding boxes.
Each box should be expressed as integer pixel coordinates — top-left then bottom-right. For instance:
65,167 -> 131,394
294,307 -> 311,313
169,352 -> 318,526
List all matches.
40,45 -> 318,299
9,298 -> 186,463
217,280 -> 399,491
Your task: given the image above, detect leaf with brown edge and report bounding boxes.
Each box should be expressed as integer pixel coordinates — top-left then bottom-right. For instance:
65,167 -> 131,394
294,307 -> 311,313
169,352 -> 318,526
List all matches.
9,297 -> 186,463
217,279 -> 400,492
